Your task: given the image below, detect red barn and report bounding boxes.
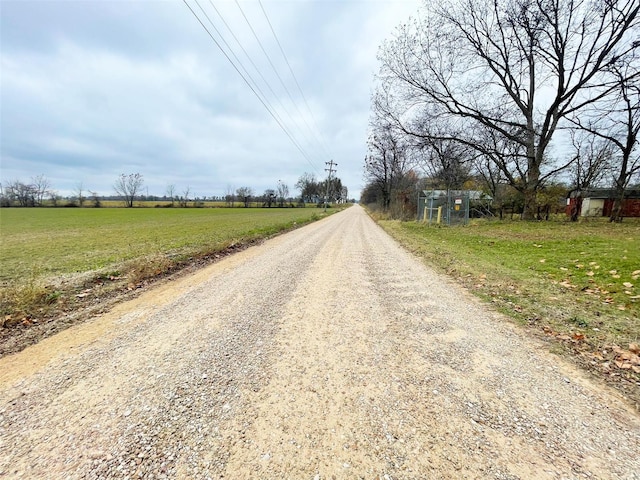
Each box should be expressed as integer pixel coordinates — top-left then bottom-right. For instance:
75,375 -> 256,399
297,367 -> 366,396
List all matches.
566,189 -> 640,218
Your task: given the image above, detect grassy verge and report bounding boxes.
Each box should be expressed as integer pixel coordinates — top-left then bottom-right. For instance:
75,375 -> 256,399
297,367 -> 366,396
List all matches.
0,206 -> 346,326
375,215 -> 640,401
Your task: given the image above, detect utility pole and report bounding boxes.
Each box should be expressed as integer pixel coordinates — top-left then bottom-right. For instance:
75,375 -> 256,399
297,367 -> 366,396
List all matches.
324,160 -> 337,212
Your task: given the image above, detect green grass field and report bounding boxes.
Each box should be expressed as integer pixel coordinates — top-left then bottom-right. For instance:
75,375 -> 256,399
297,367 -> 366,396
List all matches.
0,206 -> 343,322
0,207 -> 332,285
379,218 -> 640,350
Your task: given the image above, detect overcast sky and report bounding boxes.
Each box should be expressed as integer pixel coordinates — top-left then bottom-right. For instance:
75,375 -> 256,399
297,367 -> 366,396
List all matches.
1,0 -> 421,199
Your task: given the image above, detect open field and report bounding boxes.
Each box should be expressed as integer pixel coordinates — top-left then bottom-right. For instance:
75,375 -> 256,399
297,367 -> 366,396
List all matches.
0,207 -> 334,283
51,200 -> 326,208
0,206 -> 343,327
377,216 -> 640,392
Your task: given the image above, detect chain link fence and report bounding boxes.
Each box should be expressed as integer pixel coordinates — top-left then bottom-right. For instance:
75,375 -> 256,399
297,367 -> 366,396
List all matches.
417,190 -> 473,225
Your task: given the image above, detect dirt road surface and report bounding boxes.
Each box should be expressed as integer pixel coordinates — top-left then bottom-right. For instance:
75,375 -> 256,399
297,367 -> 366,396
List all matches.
1,205 -> 638,479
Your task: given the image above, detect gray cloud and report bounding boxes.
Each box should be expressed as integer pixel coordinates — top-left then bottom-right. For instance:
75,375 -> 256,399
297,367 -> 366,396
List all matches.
1,0 -> 420,199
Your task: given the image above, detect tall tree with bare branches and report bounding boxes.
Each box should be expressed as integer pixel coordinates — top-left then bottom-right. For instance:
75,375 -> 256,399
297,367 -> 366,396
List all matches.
568,54 -> 640,221
114,173 -> 143,208
378,0 -> 639,219
364,121 -> 412,212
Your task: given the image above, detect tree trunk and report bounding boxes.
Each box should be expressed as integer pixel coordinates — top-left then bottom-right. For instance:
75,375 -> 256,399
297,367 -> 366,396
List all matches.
522,187 -> 538,220
609,181 -> 625,223
570,196 -> 582,222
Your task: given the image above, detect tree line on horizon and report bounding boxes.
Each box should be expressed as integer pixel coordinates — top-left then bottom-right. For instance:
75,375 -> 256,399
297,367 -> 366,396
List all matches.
363,0 -> 639,222
0,172 -> 351,208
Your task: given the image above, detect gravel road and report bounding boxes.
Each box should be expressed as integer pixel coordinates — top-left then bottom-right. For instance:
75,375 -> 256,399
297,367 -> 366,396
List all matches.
1,205 -> 639,479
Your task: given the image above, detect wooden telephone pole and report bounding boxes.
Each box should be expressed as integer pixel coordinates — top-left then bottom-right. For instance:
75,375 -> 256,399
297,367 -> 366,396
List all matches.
324,160 -> 337,212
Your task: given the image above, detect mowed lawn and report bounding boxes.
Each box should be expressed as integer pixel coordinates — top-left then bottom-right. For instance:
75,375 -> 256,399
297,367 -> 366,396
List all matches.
0,207 -> 328,285
379,218 -> 640,348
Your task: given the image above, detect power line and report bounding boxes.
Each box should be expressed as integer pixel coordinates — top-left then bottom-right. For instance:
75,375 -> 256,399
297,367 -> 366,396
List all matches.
207,0 -> 324,169
182,0 -> 321,175
203,0 -> 322,169
234,0 -> 299,114
233,0 -> 335,169
257,0 -> 334,160
194,0 -> 288,134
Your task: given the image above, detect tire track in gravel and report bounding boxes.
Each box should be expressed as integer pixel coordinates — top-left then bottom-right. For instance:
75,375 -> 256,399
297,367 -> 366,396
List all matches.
0,205 -> 639,479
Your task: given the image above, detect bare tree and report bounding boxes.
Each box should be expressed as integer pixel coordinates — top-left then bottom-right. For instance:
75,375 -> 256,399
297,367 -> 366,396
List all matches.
32,174 -> 51,206
340,185 -> 349,203
179,186 -> 191,208
73,182 -> 86,207
568,56 -> 640,222
89,190 -> 101,208
166,184 -> 176,206
364,122 -> 410,211
566,132 -> 614,221
49,190 -> 61,207
236,187 -> 253,208
417,137 -> 472,190
225,184 -> 235,207
276,180 -> 289,207
263,189 -> 276,208
113,173 -> 143,208
322,176 -> 344,203
296,173 -> 320,203
378,0 -> 639,219
5,180 -> 36,206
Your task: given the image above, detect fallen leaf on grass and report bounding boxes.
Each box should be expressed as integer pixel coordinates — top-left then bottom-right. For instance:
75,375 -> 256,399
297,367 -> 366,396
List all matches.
617,305 -> 626,310
539,259 -> 546,263
586,271 -> 595,276
610,345 -> 640,370
590,352 -> 604,361
623,282 -> 634,288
